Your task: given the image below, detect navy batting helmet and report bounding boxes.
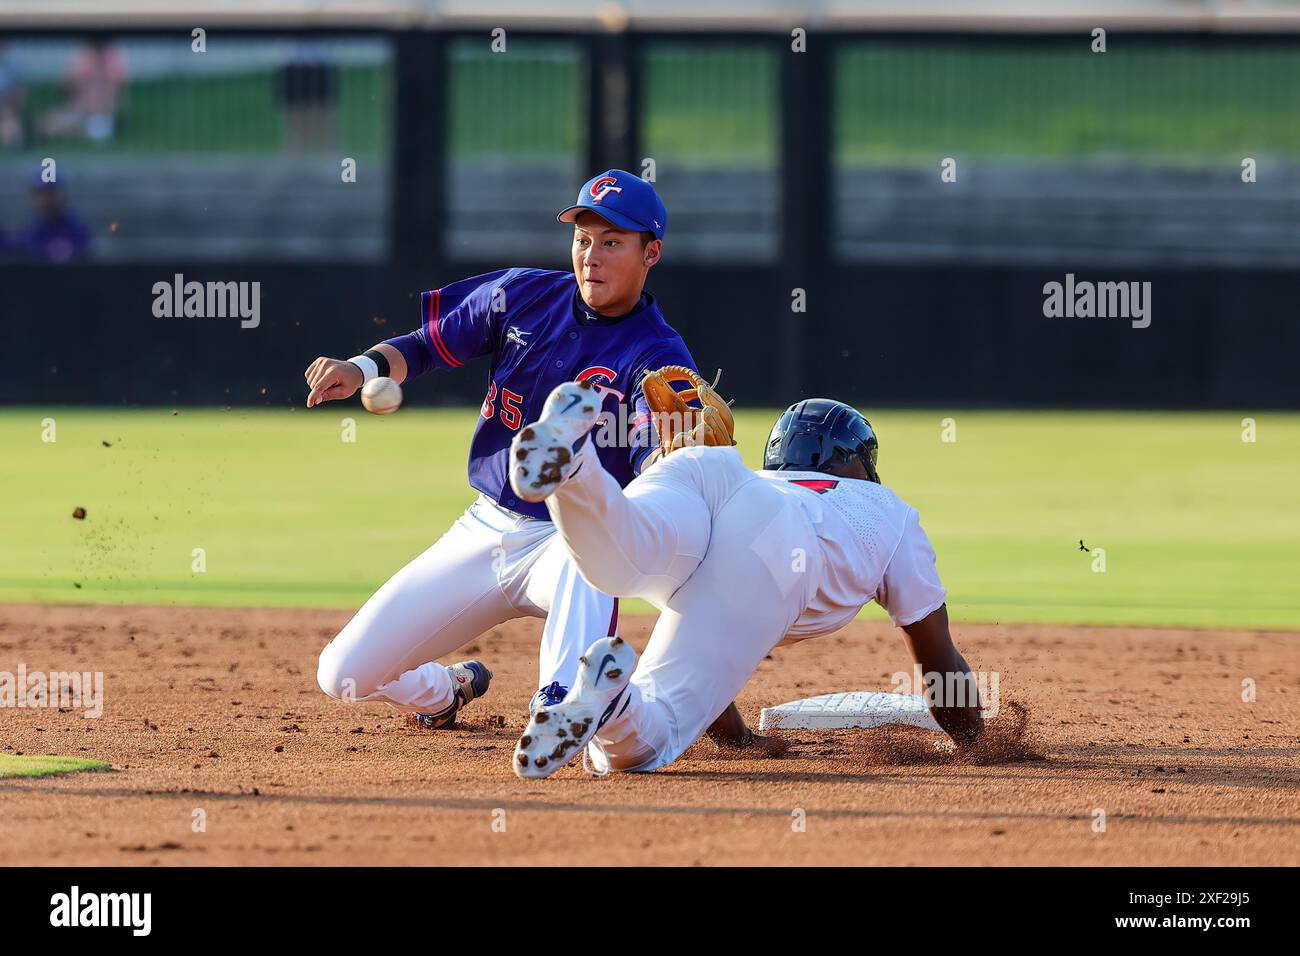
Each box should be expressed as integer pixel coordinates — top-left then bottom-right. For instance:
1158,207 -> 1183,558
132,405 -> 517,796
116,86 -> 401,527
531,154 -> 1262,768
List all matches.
763,398 -> 880,482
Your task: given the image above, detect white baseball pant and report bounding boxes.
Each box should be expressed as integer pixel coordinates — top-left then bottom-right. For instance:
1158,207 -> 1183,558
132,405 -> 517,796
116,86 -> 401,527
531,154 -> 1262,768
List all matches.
316,495 -> 617,714
546,441 -> 821,772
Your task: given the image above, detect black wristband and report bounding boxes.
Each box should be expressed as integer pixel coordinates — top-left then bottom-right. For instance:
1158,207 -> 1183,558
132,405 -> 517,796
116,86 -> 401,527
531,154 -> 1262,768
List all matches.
363,348 -> 390,379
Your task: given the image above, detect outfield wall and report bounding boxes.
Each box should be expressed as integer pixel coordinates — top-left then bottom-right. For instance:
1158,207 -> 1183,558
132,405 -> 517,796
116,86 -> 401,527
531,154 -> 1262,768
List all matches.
2,261 -> 1297,409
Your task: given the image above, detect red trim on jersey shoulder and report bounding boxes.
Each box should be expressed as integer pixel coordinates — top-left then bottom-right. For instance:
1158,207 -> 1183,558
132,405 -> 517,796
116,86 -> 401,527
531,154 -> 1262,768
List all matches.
426,289 -> 462,368
788,478 -> 839,494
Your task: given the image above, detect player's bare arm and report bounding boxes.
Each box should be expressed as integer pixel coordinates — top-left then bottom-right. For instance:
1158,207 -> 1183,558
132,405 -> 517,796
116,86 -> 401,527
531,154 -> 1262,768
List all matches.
900,604 -> 984,748
304,343 -> 405,407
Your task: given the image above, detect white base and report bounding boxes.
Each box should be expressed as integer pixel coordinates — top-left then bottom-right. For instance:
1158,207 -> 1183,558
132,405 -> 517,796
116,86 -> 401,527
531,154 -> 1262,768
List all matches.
758,691 -> 942,731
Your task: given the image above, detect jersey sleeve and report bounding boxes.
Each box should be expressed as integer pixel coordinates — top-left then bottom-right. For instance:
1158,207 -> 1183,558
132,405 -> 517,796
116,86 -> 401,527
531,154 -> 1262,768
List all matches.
382,269 -> 514,379
874,507 -> 948,627
628,338 -> 699,474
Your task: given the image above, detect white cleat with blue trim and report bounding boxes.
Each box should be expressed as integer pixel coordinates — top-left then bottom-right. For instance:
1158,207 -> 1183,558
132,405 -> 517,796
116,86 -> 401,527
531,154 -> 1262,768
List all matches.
508,380 -> 603,503
513,636 -> 635,779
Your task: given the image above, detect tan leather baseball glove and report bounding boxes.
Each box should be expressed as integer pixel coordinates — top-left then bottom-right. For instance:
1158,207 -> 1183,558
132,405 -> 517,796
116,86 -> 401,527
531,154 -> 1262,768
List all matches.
640,366 -> 736,461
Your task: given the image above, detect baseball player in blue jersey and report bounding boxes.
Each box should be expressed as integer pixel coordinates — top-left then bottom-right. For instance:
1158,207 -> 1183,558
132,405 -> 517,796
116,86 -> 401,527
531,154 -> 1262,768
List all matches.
306,170 -> 700,728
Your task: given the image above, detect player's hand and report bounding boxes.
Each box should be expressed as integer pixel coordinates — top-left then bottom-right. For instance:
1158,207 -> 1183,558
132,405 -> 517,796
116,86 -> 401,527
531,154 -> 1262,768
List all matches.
305,357 -> 364,408
705,702 -> 789,758
738,731 -> 791,759
710,725 -> 791,759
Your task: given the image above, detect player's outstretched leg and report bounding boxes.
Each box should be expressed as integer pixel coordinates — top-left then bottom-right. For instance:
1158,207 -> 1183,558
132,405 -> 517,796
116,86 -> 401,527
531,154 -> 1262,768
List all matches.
513,636 -> 636,779
551,469 -> 814,774
510,380 -> 603,503
546,442 -> 732,609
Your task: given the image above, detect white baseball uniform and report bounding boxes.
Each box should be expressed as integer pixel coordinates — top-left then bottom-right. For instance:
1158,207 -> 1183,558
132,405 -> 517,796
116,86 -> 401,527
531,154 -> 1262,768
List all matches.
544,439 -> 947,772
315,497 -> 615,713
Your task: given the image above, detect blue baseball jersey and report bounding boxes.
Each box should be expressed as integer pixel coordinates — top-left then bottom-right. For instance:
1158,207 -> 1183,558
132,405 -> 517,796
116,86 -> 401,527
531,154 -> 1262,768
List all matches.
385,268 -> 697,520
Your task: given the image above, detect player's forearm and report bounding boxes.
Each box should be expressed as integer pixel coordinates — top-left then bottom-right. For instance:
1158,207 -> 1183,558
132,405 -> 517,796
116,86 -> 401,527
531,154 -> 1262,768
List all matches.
380,332 -> 431,381
369,343 -> 407,383
901,606 -> 984,747
925,648 -> 983,748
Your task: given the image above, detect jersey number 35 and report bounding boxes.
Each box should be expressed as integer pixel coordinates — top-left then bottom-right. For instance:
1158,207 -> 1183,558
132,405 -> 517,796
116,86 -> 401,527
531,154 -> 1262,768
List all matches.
482,382 -> 525,430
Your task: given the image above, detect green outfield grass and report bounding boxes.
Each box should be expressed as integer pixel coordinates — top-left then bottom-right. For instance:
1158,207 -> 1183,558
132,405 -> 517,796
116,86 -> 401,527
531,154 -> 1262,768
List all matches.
1,406 -> 1297,630
0,754 -> 111,779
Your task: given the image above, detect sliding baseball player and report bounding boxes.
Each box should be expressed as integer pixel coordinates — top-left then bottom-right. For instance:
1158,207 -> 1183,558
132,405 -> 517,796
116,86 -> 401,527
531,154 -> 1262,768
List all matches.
506,380 -> 984,776
307,171 -> 712,728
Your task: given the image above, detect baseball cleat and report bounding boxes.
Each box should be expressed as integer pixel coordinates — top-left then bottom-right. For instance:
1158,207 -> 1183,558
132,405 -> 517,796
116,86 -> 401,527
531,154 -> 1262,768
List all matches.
509,380 -> 603,502
408,660 -> 492,731
513,636 -> 635,779
529,681 -> 569,716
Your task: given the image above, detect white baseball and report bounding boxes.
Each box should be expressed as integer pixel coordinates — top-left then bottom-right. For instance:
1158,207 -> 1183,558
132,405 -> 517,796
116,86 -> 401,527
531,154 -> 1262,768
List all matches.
360,376 -> 402,415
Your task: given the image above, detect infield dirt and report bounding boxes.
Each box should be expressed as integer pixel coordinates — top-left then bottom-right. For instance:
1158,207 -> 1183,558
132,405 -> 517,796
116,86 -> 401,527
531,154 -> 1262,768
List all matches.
1,603 -> 1297,866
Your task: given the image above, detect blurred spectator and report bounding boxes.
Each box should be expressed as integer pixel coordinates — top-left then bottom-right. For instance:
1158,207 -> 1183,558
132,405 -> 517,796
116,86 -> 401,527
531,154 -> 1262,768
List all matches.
0,43 -> 25,147
40,38 -> 127,143
23,179 -> 91,262
277,42 -> 340,152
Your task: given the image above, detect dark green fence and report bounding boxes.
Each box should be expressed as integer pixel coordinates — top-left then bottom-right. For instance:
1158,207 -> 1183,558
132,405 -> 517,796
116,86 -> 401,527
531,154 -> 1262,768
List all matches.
1,28 -> 1299,408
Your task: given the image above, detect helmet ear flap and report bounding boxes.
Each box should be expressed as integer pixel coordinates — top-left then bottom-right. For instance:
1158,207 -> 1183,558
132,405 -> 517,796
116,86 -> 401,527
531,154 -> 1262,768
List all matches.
864,443 -> 881,483
818,445 -> 853,475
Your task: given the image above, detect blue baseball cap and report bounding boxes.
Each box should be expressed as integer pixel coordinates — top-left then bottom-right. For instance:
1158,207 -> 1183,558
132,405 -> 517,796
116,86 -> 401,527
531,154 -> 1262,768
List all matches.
557,169 -> 667,240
